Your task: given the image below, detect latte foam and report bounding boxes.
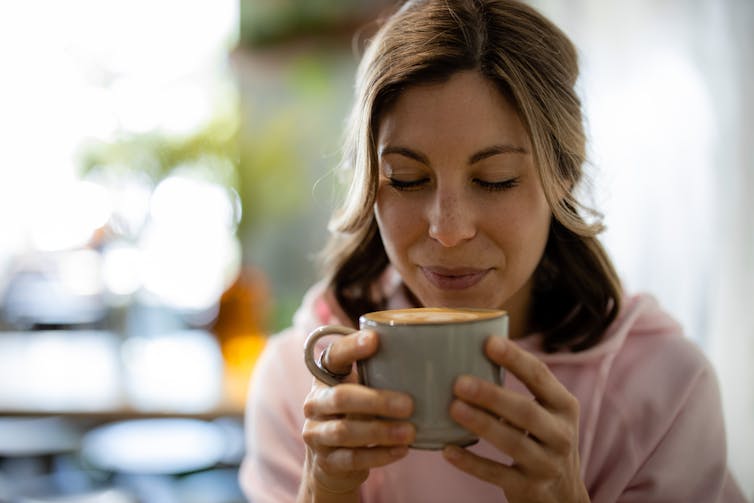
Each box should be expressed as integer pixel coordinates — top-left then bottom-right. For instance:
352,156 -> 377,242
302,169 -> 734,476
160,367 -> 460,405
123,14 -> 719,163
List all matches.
363,307 -> 504,325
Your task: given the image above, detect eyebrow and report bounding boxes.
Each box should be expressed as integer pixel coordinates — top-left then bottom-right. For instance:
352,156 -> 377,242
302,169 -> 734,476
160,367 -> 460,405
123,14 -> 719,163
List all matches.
379,144 -> 528,165
469,144 -> 528,163
379,146 -> 430,165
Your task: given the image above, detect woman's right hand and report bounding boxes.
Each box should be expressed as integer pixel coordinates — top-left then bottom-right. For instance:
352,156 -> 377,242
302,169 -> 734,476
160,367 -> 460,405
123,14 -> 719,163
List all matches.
300,330 -> 416,500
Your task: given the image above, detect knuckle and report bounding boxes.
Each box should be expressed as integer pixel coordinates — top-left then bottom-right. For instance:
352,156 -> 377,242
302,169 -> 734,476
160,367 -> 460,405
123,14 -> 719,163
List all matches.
326,420 -> 350,444
476,413 -> 496,437
475,380 -> 495,402
303,395 -> 318,417
551,430 -> 572,453
506,429 -> 528,459
329,386 -> 350,410
519,401 -> 540,426
530,360 -> 550,388
554,421 -> 577,453
301,421 -> 319,446
565,394 -> 580,417
303,385 -> 330,417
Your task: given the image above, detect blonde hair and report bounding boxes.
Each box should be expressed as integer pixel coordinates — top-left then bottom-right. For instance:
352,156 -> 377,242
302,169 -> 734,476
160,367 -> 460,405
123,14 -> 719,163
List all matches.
322,0 -> 621,352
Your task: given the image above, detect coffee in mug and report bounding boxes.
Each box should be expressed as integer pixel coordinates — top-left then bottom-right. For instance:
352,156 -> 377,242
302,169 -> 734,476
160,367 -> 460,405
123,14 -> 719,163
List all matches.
304,307 -> 508,449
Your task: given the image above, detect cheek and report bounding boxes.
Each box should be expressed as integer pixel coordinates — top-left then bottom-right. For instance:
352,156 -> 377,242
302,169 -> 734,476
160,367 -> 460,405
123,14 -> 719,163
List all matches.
518,192 -> 551,258
490,188 -> 551,256
374,191 -> 421,254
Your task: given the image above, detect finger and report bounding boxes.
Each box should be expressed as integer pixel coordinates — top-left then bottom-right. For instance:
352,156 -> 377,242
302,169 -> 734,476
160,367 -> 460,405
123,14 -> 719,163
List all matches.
442,445 -> 523,489
486,337 -> 578,414
304,383 -> 414,419
448,399 -> 547,468
453,376 -> 564,448
323,330 -> 379,376
318,446 -> 409,472
303,417 -> 415,448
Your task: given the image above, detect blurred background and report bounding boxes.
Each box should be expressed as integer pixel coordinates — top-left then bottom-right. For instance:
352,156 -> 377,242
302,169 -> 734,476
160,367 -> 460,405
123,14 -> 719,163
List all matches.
0,0 -> 751,501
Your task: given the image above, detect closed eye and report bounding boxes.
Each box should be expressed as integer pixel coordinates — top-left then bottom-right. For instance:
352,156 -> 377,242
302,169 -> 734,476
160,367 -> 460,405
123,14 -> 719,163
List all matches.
387,177 -> 430,191
473,177 -> 520,192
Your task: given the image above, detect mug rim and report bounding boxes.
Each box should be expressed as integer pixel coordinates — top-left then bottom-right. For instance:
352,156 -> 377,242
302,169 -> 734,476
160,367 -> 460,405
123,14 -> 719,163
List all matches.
360,307 -> 507,327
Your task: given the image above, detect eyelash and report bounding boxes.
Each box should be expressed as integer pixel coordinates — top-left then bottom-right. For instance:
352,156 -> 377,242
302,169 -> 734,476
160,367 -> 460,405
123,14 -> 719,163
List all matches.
473,177 -> 520,192
387,177 -> 520,192
387,178 -> 429,191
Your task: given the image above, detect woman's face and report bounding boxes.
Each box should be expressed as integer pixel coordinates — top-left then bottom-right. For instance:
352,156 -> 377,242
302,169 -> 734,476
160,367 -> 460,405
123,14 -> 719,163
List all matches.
374,71 -> 551,332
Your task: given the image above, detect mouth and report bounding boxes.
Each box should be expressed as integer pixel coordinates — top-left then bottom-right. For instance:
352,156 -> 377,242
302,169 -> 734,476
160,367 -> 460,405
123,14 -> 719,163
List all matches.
419,266 -> 492,291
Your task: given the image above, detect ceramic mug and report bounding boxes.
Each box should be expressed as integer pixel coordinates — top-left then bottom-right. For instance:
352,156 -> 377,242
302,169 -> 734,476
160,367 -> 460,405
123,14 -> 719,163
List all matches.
303,307 -> 507,450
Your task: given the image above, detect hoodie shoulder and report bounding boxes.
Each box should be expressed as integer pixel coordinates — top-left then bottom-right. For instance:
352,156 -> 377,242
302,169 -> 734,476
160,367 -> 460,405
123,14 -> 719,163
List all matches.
608,293 -> 710,401
579,294 -> 733,500
587,294 -> 739,501
603,293 -> 715,455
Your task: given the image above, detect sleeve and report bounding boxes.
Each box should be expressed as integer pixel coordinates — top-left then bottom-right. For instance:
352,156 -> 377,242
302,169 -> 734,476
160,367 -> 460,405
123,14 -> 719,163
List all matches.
239,332 -> 309,503
617,364 -> 748,503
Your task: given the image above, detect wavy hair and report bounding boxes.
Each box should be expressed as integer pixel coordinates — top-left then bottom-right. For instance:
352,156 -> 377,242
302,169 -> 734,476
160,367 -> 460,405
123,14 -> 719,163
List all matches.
321,0 -> 621,352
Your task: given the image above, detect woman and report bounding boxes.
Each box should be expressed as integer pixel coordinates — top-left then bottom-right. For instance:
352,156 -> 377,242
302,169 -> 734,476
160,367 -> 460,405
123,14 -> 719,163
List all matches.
240,1 -> 746,501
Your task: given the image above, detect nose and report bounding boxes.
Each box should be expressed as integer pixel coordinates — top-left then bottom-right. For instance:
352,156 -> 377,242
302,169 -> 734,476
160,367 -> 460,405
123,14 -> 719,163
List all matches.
427,188 -> 476,247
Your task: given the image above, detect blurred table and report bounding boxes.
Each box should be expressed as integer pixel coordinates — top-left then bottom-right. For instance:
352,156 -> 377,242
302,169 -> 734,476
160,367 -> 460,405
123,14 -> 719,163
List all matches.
0,328 -> 249,502
0,415 -> 246,503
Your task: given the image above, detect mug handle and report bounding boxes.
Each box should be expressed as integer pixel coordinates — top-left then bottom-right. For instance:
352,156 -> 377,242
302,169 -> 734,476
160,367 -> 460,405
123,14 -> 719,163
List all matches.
304,325 -> 358,386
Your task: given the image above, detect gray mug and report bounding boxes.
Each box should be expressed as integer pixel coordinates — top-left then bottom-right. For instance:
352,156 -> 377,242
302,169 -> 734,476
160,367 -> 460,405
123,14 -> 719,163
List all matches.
303,307 -> 507,450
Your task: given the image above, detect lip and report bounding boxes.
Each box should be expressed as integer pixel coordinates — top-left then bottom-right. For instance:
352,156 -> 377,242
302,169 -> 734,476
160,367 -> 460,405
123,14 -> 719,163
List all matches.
420,266 -> 492,291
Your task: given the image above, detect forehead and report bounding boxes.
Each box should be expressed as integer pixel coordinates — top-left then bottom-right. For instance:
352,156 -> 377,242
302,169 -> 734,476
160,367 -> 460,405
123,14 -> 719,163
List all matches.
376,71 -> 530,151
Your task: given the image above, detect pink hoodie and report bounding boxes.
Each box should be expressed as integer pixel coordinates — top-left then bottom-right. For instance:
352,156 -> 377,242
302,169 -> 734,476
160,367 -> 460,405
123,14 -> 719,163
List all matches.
240,279 -> 747,502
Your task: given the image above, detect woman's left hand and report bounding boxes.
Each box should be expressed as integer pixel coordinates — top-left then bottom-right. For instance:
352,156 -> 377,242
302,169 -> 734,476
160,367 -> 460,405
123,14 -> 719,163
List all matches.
442,336 -> 590,503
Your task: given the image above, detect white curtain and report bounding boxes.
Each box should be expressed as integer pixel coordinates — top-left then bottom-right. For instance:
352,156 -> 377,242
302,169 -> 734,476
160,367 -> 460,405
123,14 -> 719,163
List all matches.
533,0 -> 754,497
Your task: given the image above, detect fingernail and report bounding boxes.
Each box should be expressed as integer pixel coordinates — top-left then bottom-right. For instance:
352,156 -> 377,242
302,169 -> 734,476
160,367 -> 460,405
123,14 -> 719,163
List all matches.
456,375 -> 477,396
390,446 -> 408,457
391,423 -> 414,442
450,400 -> 474,420
358,331 -> 372,346
490,336 -> 507,354
389,395 -> 412,416
443,445 -> 462,461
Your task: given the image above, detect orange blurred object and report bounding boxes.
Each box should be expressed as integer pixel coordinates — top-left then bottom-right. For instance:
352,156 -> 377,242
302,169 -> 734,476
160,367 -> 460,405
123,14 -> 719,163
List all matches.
212,266 -> 271,410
